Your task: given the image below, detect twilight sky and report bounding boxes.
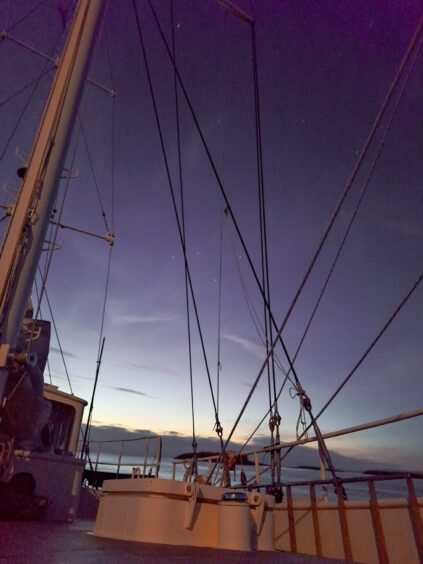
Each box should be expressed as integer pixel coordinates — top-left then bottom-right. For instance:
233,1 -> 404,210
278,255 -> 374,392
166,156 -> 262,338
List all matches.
0,0 -> 422,470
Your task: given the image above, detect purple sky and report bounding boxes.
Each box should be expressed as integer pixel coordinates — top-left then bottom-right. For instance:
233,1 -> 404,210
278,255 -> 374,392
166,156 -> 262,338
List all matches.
0,0 -> 422,470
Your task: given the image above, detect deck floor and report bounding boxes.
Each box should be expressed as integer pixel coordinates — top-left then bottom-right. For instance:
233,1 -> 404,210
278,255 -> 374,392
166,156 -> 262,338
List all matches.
0,520 -> 347,563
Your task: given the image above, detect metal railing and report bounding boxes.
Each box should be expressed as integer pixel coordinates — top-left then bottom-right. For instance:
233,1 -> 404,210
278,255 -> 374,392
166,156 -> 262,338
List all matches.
269,473 -> 423,562
79,434 -> 162,483
172,450 -> 267,485
172,407 -> 423,487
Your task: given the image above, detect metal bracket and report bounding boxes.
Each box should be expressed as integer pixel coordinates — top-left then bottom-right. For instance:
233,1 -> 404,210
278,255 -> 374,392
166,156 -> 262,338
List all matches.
5,33 -> 115,96
184,482 -> 199,529
60,166 -> 79,179
249,492 -> 266,535
131,467 -> 141,479
43,240 -> 63,252
16,147 -> 79,179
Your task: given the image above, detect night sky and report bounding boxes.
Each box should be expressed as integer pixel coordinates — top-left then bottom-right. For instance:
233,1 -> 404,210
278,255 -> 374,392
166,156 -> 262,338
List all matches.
0,0 -> 422,470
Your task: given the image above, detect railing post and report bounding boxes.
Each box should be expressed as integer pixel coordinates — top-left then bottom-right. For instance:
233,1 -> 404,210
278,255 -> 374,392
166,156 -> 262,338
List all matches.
287,485 -> 297,552
368,480 -> 388,563
407,476 -> 423,562
143,437 -> 149,477
95,441 -> 101,472
154,437 -> 161,477
310,483 -> 322,556
254,451 -> 260,485
335,480 -> 352,561
116,440 -> 124,477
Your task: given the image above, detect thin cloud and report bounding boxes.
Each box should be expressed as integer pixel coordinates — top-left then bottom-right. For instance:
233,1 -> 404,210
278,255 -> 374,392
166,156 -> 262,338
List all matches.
110,386 -> 155,398
50,375 -> 159,396
50,346 -> 79,359
106,297 -> 177,327
384,219 -> 423,238
49,372 -> 93,383
114,361 -> 177,376
241,381 -> 262,389
111,312 -> 175,325
91,419 -> 110,426
224,333 -> 266,360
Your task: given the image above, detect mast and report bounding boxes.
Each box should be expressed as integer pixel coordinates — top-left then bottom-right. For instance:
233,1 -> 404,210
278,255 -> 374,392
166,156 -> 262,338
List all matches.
0,0 -> 104,401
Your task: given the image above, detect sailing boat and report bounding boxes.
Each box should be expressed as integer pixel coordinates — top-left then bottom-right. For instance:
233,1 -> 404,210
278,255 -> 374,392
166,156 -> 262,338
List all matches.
0,0 -> 422,561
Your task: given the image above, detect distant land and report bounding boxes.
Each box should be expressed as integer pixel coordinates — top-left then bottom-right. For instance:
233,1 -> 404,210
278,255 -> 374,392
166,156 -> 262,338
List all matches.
85,423 -> 413,473
363,469 -> 423,477
174,451 -> 257,466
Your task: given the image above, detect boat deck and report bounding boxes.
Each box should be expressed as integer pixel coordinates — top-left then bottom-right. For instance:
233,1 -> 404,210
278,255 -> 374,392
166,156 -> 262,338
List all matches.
0,520 -> 346,563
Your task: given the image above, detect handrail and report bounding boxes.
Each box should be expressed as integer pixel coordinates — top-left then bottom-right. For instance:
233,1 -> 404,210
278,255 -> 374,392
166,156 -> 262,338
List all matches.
268,474 -> 423,562
173,448 -> 423,489
172,406 -> 423,485
78,435 -> 162,481
230,471 -> 423,490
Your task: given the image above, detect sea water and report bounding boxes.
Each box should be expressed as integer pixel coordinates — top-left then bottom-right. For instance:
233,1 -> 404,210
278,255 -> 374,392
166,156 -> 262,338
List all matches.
86,453 -> 422,501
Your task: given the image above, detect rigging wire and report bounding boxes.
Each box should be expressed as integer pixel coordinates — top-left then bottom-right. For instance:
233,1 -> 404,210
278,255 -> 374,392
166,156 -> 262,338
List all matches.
0,12 -> 71,164
216,205 -> 224,415
0,3 -> 112,458
32,278 -> 52,384
229,232 -> 289,379
145,0 -> 308,447
214,12 -> 231,421
222,233 -> 294,459
35,115 -> 84,323
147,0 -> 422,486
104,19 -> 116,232
0,67 -> 54,111
0,81 -> 38,164
225,16 -> 423,464
235,18 -> 423,461
82,5 -> 116,456
256,112 -> 274,457
144,1 -> 340,489
170,0 -> 197,463
144,0 -> 337,485
2,4 -> 94,352
96,246 -> 113,359
80,124 -> 111,233
280,272 -> 423,466
132,0 -> 225,452
5,0 -> 48,33
235,19 -> 422,462
237,372 -> 290,456
220,12 -> 423,449
251,21 -> 281,481
267,15 -> 423,352
45,357 -> 52,385
35,273 -> 73,394
93,1 -> 117,359
81,336 -> 106,460
35,0 -> 108,321
0,38 -> 59,165
282,32 -> 422,387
